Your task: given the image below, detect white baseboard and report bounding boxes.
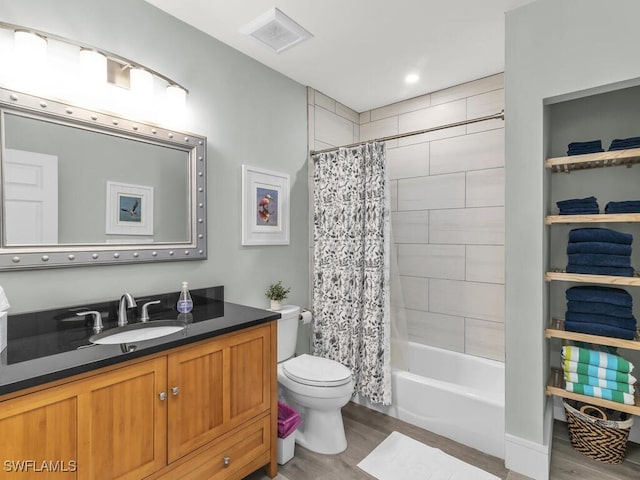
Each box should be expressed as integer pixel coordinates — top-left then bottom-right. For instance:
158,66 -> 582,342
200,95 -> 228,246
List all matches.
504,397 -> 554,480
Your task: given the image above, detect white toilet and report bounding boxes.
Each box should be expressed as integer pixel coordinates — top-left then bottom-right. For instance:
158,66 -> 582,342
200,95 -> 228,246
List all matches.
276,305 -> 354,455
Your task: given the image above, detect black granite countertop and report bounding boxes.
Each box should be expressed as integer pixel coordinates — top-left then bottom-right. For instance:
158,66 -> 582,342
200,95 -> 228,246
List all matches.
0,286 -> 280,396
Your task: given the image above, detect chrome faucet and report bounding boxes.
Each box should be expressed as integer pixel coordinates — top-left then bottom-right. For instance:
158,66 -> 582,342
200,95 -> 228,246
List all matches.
118,293 -> 137,327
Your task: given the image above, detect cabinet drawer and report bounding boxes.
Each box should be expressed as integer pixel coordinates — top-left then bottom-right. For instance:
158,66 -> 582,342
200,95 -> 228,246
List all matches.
151,414 -> 271,480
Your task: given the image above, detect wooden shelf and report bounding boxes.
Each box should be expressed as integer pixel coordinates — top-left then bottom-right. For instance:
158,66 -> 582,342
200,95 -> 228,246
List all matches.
545,213 -> 640,225
545,319 -> 640,350
545,271 -> 640,286
545,147 -> 640,173
546,368 -> 640,416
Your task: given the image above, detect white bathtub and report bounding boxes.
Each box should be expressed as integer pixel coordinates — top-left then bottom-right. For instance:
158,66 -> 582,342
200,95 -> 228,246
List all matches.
354,342 -> 505,459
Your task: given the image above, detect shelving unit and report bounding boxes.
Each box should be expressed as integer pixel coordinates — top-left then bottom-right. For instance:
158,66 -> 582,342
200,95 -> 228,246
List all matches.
545,318 -> 640,349
545,213 -> 640,225
545,271 -> 640,287
545,147 -> 640,416
547,368 -> 640,415
545,147 -> 640,173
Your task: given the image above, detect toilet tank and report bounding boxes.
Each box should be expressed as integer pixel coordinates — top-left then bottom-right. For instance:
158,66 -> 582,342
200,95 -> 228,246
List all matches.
276,305 -> 300,363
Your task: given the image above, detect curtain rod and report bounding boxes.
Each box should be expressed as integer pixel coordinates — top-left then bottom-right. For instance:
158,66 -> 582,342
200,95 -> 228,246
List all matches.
310,110 -> 505,156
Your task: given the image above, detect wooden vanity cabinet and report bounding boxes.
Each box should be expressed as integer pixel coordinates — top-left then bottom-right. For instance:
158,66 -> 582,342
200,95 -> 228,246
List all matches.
0,322 -> 278,480
0,357 -> 167,480
167,325 -> 272,462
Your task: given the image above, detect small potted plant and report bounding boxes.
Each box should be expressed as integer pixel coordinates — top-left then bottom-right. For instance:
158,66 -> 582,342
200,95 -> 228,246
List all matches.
265,281 -> 291,311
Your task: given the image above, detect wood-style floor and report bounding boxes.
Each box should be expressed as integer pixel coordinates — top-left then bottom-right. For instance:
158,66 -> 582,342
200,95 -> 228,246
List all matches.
245,402 -> 640,480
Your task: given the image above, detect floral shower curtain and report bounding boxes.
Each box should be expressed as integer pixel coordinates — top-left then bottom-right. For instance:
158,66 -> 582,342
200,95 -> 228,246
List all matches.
312,142 -> 391,405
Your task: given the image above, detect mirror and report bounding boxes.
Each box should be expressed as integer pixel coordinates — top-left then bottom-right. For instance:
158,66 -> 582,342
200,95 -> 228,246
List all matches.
0,87 -> 207,270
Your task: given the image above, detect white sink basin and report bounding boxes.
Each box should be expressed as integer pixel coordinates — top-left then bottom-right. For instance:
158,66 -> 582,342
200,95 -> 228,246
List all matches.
90,320 -> 185,345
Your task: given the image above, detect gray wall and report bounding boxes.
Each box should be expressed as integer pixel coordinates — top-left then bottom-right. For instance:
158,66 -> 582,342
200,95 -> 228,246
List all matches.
5,113 -> 189,243
0,0 -> 309,313
505,0 -> 640,446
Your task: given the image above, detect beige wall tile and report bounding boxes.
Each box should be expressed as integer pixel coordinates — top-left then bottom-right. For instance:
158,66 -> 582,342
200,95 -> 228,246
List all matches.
391,211 -> 429,243
359,110 -> 371,124
398,125 -> 467,147
429,279 -> 505,323
398,172 -> 465,211
407,309 -> 465,352
307,87 -> 315,106
360,116 -> 398,142
390,180 -> 398,212
308,104 -> 315,146
466,245 -> 505,284
314,90 -> 336,112
315,107 -> 355,146
399,99 -> 466,136
430,128 -> 504,175
467,89 -> 505,134
336,102 -> 359,123
465,317 -> 505,361
371,94 -> 432,122
387,142 -> 430,180
398,244 -> 465,280
430,207 -> 504,245
399,276 -> 428,311
430,73 -> 504,106
314,140 -> 334,151
466,168 -> 505,207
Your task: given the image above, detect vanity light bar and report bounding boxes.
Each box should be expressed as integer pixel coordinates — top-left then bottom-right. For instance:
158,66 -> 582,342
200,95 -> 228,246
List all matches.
0,21 -> 189,93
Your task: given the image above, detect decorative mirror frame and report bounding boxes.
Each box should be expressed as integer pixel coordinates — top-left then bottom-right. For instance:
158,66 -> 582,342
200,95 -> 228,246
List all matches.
0,87 -> 207,270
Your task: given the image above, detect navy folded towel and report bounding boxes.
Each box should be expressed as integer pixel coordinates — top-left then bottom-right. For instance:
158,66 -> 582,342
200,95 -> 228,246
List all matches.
567,242 -> 632,256
567,300 -> 634,319
568,228 -> 633,245
564,321 -> 637,340
567,140 -> 604,156
567,253 -> 631,268
559,207 -> 600,215
608,137 -> 640,151
566,286 -> 632,307
565,311 -> 637,330
605,201 -> 640,214
566,264 -> 635,277
557,196 -> 598,207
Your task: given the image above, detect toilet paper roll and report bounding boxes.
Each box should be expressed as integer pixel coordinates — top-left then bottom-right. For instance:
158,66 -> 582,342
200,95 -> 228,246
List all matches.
299,310 -> 312,325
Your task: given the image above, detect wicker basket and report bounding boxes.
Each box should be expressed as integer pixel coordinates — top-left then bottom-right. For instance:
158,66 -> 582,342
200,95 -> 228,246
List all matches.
563,399 -> 633,464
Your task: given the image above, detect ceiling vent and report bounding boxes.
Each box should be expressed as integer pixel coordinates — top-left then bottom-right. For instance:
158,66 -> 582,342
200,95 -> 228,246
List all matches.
240,7 -> 313,54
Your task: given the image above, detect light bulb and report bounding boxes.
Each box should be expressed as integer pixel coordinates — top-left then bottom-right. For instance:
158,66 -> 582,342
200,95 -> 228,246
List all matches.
79,48 -> 107,84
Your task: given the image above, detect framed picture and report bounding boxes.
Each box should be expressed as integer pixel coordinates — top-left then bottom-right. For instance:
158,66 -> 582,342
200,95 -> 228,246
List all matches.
106,181 -> 154,235
241,165 -> 290,245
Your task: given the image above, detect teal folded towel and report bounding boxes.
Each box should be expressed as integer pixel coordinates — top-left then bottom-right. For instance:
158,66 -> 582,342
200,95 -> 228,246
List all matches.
565,382 -> 635,405
561,345 -> 634,373
563,372 -> 635,394
562,360 -> 637,384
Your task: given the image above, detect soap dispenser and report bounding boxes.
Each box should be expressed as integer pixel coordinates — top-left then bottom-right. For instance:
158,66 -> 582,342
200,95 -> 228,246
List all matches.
177,281 -> 193,314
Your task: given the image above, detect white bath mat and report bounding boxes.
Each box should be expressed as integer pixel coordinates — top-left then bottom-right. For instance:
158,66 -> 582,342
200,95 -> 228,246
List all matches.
357,431 -> 500,480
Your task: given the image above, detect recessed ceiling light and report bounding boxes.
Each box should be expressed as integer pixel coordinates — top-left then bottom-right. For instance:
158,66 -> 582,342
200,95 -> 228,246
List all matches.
405,73 -> 420,84
240,7 -> 313,54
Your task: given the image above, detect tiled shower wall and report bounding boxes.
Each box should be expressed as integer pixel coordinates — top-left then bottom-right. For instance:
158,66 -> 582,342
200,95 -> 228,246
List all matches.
307,73 -> 505,361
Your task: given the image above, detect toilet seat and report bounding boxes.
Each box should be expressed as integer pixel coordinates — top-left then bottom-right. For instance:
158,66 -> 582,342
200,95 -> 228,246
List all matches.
283,354 -> 352,387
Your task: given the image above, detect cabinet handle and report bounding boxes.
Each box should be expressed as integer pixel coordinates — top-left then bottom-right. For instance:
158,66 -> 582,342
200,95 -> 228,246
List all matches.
223,456 -> 231,466
158,391 -> 167,401
171,386 -> 180,396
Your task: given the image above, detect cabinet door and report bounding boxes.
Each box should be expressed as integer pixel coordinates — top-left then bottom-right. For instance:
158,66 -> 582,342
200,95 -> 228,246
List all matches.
167,325 -> 271,463
77,357 -> 167,480
0,384 -> 79,479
